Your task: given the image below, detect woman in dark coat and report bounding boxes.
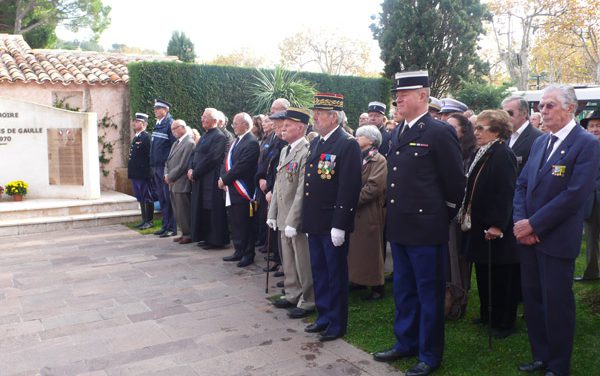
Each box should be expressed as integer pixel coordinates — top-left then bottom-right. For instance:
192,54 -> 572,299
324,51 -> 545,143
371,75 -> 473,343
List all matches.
459,109 -> 519,338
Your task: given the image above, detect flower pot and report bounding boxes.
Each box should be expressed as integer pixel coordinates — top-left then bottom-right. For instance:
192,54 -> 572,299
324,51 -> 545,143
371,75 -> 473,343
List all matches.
12,194 -> 23,201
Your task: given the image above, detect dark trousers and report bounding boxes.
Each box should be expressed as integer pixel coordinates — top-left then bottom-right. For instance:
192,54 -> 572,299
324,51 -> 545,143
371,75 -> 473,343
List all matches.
583,201 -> 600,278
131,179 -> 154,203
391,243 -> 447,368
152,167 -> 176,232
227,203 -> 255,259
256,191 -> 268,246
474,262 -> 519,329
520,246 -> 575,376
308,234 -> 349,337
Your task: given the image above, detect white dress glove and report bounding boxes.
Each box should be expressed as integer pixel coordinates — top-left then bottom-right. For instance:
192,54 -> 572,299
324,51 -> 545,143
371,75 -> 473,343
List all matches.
284,226 -> 297,238
266,218 -> 277,230
331,227 -> 345,247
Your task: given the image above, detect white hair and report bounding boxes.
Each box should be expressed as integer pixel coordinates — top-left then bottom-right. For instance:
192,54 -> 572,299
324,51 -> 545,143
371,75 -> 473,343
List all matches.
543,84 -> 578,114
236,112 -> 253,128
356,125 -> 382,148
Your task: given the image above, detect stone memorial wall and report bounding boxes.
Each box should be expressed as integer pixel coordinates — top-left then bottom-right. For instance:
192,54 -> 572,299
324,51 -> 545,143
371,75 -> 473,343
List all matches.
0,97 -> 100,199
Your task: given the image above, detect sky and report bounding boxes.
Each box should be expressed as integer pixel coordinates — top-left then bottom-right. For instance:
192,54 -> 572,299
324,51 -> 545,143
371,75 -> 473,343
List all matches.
57,0 -> 385,71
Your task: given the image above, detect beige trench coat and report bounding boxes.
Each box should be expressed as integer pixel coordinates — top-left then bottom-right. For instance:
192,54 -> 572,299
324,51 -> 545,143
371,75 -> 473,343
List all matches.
348,151 -> 387,286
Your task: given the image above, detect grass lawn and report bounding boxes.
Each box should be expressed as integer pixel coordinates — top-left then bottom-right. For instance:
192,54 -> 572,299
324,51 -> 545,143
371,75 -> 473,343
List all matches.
345,247 -> 600,375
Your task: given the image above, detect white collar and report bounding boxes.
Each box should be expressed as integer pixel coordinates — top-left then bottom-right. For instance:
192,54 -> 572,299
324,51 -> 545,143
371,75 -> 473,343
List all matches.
289,137 -> 304,150
552,119 -> 577,142
513,121 -> 529,137
321,126 -> 339,142
237,129 -> 252,140
406,111 -> 429,128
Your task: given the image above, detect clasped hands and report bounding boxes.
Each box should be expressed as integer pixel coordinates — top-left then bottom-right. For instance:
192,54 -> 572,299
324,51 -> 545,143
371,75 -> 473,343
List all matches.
513,219 -> 540,245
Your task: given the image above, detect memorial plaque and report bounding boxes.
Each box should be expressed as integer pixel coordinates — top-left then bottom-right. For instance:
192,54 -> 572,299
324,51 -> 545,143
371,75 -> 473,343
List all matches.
47,128 -> 84,185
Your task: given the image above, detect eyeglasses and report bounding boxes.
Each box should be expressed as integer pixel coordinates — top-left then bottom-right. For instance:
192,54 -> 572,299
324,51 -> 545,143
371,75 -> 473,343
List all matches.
506,110 -> 514,116
538,102 -> 557,110
474,125 -> 490,132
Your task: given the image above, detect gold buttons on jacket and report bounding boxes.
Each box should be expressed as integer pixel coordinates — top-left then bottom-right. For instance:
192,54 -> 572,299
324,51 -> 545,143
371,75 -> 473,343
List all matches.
396,151 -> 400,155
305,192 -> 309,196
307,173 -> 311,177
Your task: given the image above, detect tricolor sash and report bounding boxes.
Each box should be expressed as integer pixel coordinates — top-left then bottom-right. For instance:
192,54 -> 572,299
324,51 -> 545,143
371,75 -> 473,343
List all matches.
225,139 -> 253,202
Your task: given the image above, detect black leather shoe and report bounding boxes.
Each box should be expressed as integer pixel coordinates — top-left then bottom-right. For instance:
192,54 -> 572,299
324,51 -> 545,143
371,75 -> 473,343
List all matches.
276,281 -> 284,288
273,271 -> 284,277
543,372 -> 558,376
574,276 -> 599,281
263,264 -> 279,272
492,327 -> 516,339
203,244 -> 225,250
159,230 -> 175,238
287,307 -> 314,319
304,323 -> 327,333
406,361 -> 437,376
518,360 -> 546,372
139,222 -> 153,230
223,254 -> 242,262
318,332 -> 343,342
373,348 -> 415,362
471,317 -> 488,325
154,228 -> 166,236
362,291 -> 385,301
237,256 -> 254,267
272,299 -> 295,309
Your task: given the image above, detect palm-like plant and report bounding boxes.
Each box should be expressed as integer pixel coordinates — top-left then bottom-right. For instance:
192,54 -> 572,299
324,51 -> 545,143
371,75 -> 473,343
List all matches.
249,66 -> 316,114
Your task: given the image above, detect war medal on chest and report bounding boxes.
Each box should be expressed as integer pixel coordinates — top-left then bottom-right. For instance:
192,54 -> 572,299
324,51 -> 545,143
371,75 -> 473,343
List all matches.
286,161 -> 299,182
318,153 -> 336,180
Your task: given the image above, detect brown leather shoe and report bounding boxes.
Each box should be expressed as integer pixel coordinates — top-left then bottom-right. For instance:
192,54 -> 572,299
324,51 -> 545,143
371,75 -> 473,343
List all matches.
173,237 -> 182,243
179,238 -> 192,244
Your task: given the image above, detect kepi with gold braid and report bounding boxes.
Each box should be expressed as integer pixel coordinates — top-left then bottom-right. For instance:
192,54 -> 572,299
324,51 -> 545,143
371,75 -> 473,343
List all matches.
311,92 -> 344,111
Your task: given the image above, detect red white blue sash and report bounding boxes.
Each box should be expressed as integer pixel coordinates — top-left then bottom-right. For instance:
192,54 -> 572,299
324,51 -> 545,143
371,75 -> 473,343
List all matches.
225,139 -> 253,202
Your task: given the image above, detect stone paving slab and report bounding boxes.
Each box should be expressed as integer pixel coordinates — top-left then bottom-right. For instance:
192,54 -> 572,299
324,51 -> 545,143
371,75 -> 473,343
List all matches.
0,225 -> 400,376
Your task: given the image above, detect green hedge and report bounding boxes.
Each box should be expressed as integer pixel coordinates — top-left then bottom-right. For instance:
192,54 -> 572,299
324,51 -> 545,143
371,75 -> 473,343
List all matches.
128,62 -> 391,132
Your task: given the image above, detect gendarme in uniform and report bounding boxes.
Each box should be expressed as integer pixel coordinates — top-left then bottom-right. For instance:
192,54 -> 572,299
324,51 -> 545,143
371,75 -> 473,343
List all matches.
374,71 -> 465,376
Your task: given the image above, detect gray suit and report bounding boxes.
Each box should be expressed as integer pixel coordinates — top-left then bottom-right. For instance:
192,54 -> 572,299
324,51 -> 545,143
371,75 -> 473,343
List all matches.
165,134 -> 195,238
268,139 -> 314,310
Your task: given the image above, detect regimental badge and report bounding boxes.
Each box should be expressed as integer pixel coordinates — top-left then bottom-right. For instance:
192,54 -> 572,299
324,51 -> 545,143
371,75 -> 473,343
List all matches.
552,165 -> 566,177
318,153 -> 336,180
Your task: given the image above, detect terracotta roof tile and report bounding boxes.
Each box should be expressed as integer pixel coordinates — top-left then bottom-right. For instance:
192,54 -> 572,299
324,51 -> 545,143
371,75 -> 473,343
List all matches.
0,34 -> 178,85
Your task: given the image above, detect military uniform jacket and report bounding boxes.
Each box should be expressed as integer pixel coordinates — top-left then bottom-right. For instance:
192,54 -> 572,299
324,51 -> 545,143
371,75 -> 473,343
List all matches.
301,127 -> 362,234
150,114 -> 176,167
127,131 -> 152,180
268,139 -> 309,230
386,113 -> 465,245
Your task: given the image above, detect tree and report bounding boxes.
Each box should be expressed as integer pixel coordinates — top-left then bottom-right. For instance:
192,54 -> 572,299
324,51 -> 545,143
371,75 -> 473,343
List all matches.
55,38 -> 104,52
208,48 -> 266,68
109,43 -> 160,55
0,0 -> 111,42
248,66 -> 316,115
371,0 -> 489,97
279,28 -> 372,76
455,80 -> 510,113
166,31 -> 196,62
540,0 -> 600,84
487,0 -> 570,90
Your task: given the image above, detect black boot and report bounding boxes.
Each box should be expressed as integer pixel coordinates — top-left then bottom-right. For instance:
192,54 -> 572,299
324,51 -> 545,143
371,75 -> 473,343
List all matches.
134,203 -> 146,228
139,202 -> 154,229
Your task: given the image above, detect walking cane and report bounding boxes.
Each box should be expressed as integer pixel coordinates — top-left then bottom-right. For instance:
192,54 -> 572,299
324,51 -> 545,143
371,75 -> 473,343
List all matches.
265,226 -> 272,294
487,237 -> 492,350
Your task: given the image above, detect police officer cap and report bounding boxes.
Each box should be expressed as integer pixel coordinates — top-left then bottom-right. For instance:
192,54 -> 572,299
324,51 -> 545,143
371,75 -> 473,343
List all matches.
391,70 -> 429,92
154,98 -> 172,109
581,109 -> 600,129
368,101 -> 386,115
429,97 -> 443,112
269,111 -> 286,120
439,98 -> 468,114
283,107 -> 310,125
135,113 -> 149,122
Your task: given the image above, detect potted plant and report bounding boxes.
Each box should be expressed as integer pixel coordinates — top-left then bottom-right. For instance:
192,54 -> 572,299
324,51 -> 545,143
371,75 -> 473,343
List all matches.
5,180 -> 28,201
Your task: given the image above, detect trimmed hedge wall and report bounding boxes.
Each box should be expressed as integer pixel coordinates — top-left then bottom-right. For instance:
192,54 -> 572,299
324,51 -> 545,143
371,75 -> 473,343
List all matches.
128,62 -> 390,132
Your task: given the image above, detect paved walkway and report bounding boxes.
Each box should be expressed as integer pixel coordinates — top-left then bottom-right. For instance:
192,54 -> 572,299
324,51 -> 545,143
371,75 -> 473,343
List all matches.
0,225 -> 400,376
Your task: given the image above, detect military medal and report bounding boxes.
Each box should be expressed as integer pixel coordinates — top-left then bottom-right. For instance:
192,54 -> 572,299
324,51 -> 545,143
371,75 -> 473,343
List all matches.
552,165 -> 566,177
318,153 -> 337,179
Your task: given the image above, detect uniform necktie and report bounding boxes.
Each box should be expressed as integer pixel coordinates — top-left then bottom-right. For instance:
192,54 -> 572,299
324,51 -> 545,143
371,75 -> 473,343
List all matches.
398,122 -> 408,140
285,145 -> 291,157
540,135 -> 558,169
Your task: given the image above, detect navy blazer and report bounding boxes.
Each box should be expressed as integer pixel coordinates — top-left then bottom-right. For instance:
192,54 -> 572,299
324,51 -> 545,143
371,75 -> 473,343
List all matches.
301,126 -> 362,234
221,132 -> 260,205
511,122 -> 543,176
386,113 -> 465,245
513,124 -> 600,258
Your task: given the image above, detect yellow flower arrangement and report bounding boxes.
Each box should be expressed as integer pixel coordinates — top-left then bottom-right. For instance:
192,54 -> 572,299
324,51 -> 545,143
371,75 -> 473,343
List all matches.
5,180 -> 28,196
